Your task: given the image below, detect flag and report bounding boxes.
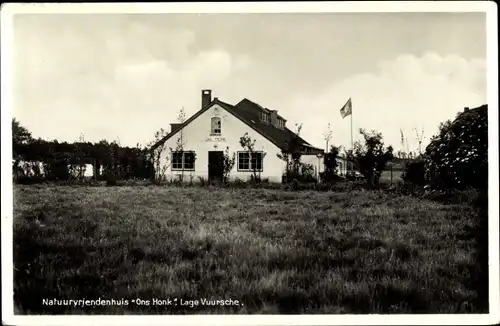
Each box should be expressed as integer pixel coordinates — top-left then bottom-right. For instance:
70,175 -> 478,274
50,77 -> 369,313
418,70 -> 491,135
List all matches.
340,98 -> 352,119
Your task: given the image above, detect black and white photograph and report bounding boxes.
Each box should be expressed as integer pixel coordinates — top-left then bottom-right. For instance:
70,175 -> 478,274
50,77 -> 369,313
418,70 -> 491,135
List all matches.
1,2 -> 498,325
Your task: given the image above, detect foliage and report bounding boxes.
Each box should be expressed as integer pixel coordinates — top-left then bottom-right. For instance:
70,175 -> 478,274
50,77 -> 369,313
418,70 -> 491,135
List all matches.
222,147 -> 236,183
424,106 -> 487,190
320,145 -> 343,183
349,129 -> 394,187
171,108 -> 188,182
277,123 -> 306,182
402,159 -> 426,186
239,132 -> 266,183
12,118 -> 154,184
148,129 -> 169,183
301,163 -> 315,180
12,119 -> 32,142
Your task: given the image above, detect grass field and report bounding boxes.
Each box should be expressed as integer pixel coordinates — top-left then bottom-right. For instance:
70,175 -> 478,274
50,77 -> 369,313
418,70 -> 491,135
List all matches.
13,184 -> 486,314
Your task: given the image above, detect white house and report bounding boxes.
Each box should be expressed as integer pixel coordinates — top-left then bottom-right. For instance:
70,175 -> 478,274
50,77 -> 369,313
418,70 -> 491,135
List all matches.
150,90 -> 349,183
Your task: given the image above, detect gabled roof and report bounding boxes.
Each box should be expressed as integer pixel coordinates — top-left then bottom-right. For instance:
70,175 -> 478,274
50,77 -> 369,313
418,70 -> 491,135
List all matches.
149,97 -> 324,154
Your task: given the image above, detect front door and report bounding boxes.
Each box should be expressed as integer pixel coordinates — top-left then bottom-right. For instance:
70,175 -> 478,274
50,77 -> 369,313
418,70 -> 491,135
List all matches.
208,151 -> 224,183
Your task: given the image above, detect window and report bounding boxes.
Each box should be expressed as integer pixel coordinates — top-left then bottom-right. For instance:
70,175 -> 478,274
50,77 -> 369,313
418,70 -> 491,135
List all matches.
238,152 -> 263,171
211,117 -> 221,135
251,152 -> 263,171
260,111 -> 270,123
238,152 -> 250,170
183,152 -> 195,170
277,119 -> 285,129
172,151 -> 195,171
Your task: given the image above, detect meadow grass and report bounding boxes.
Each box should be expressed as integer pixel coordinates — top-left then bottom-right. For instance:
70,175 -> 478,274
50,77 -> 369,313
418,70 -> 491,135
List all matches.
13,184 -> 486,314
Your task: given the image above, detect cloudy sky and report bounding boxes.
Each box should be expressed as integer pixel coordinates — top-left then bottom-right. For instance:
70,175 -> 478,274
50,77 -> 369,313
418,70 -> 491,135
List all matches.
12,11 -> 487,152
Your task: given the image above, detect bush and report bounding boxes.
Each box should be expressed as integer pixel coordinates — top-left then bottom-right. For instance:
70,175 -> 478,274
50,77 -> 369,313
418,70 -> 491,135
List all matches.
106,177 -> 118,187
314,182 -> 333,192
330,180 -> 366,192
232,178 -> 248,189
402,159 -> 426,186
43,160 -> 71,181
425,105 -> 487,190
15,176 -> 47,185
422,187 -> 480,205
390,182 -> 426,197
319,172 -> 344,184
283,170 -> 317,184
349,129 -> 394,187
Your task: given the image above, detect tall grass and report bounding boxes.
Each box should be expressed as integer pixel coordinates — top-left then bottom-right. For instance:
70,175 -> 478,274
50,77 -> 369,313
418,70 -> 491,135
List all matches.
13,185 -> 486,314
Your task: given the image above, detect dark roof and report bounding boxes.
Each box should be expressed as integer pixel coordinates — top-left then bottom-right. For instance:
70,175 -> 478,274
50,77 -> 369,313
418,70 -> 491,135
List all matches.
150,97 -> 324,154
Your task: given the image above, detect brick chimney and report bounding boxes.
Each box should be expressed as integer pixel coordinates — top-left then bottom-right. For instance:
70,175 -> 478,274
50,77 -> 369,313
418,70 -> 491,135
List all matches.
170,123 -> 182,133
464,107 -> 470,112
202,89 -> 212,108
270,110 -> 278,126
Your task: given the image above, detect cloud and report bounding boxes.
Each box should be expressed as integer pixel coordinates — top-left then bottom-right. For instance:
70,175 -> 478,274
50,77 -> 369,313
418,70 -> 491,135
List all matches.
282,52 -> 486,153
12,15 -> 486,156
13,16 -> 254,147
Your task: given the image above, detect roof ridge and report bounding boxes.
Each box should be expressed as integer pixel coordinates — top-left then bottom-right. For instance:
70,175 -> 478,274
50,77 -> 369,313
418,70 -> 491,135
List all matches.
149,96 -> 324,153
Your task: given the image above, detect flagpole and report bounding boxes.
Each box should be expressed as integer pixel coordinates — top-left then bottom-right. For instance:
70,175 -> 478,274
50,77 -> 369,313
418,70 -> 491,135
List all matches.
350,98 -> 353,173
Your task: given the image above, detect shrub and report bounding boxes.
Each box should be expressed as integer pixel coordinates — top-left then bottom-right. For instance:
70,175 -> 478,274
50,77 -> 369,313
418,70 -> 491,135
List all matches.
424,105 -> 487,190
402,159 -> 426,186
422,187 -> 480,205
319,172 -> 344,184
330,180 -> 366,192
222,147 -> 236,183
349,129 -> 394,187
321,146 -> 341,183
106,176 -> 118,186
232,178 -> 248,189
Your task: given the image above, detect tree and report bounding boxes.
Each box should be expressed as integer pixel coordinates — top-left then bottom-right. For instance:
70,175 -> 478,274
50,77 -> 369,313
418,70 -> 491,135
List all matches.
321,145 -> 342,183
424,105 -> 487,190
12,118 -> 32,146
277,123 -> 303,182
148,129 -> 169,183
239,132 -> 266,183
222,146 -> 236,183
12,119 -> 34,181
168,107 -> 195,183
351,129 -> 394,187
70,133 -> 87,182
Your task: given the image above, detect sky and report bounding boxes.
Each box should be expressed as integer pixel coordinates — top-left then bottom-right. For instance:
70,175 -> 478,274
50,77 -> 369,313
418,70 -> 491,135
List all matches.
11,11 -> 487,153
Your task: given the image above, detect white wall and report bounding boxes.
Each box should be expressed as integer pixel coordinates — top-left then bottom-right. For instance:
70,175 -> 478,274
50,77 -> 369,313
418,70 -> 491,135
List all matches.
301,156 -> 349,178
301,154 -> 324,179
158,103 -> 286,183
337,157 -> 348,176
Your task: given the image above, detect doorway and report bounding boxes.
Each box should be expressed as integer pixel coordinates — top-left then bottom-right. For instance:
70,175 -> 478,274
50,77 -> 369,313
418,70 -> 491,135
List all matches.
208,151 -> 224,183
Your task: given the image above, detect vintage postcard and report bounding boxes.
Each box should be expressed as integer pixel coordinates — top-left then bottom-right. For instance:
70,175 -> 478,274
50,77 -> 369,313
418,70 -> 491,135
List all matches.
1,1 -> 498,325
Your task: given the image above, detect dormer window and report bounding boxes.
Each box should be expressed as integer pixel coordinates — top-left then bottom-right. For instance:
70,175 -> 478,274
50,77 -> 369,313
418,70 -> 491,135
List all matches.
260,111 -> 270,123
277,118 -> 285,129
211,117 -> 221,135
